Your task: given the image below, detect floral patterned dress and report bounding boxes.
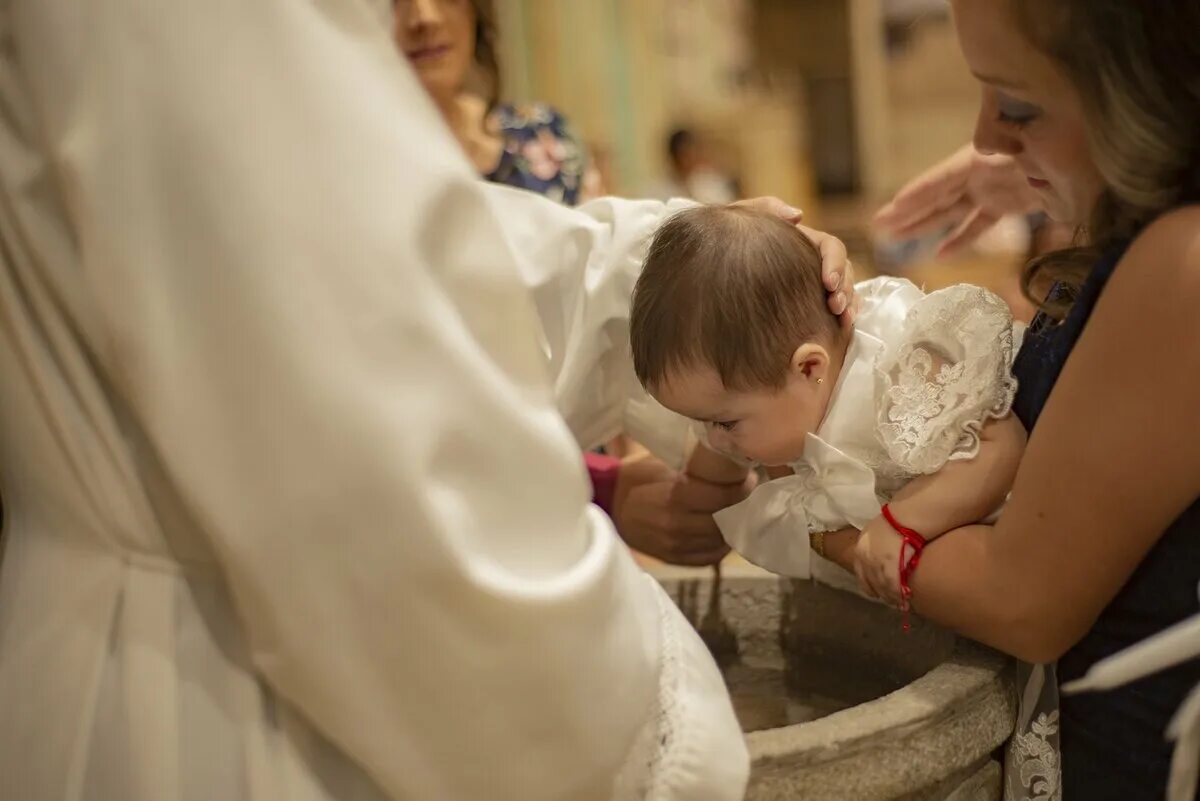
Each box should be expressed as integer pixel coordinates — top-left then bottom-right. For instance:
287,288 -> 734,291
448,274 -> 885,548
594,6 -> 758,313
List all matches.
486,103 -> 588,207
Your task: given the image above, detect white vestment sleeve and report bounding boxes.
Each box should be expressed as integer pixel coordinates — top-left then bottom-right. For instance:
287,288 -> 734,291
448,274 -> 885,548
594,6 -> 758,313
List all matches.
10,1 -> 746,799
484,184 -> 698,466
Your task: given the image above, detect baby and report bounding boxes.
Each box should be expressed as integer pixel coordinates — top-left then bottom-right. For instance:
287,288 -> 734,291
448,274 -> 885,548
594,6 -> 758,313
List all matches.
630,205 -> 1027,598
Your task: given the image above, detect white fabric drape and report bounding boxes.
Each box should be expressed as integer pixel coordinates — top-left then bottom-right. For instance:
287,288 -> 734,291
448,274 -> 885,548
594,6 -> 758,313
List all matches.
0,2 -> 745,800
482,184 -> 697,465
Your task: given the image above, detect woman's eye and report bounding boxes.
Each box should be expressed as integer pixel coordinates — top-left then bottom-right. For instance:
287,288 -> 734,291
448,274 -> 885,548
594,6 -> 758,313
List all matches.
997,94 -> 1041,128
713,421 -> 738,432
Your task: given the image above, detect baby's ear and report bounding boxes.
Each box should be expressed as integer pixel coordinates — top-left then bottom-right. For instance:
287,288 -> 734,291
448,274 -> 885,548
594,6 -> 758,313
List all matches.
790,343 -> 831,380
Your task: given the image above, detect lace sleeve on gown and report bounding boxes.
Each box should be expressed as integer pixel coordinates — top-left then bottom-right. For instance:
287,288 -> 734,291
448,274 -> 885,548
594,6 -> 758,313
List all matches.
875,284 -> 1019,475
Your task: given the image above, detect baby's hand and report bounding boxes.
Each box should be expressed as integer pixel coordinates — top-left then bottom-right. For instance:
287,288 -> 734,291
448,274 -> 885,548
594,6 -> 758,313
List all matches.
853,517 -> 904,606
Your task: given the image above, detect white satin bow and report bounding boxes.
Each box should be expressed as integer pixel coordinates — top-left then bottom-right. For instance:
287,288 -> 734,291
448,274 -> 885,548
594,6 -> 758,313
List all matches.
713,435 -> 881,578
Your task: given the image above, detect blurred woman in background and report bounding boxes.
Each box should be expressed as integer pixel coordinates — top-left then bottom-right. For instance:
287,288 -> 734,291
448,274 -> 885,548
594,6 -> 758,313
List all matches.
395,0 -> 595,206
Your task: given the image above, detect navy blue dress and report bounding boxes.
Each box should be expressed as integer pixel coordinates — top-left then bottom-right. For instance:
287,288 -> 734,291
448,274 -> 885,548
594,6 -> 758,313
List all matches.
1011,245 -> 1200,799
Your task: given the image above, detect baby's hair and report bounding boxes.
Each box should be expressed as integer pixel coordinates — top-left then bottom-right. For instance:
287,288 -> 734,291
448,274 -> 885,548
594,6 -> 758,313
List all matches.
631,205 -> 838,391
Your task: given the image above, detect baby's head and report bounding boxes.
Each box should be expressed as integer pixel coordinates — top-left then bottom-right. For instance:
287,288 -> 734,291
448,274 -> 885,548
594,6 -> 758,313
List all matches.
631,206 -> 846,466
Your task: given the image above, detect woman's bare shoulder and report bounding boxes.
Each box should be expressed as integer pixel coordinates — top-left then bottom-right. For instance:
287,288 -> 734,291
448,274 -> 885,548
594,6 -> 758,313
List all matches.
1123,205 -> 1200,293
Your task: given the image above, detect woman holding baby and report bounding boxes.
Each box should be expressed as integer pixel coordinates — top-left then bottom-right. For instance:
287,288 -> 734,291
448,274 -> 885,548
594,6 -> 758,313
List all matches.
631,2 -> 1200,799
859,2 -> 1200,798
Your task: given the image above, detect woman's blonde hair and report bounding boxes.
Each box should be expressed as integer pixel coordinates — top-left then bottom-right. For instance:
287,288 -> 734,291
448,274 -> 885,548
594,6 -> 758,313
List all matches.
1012,0 -> 1200,317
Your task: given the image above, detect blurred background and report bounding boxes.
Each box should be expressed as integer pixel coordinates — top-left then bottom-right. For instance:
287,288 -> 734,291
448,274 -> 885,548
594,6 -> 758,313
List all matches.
487,0 -> 1037,320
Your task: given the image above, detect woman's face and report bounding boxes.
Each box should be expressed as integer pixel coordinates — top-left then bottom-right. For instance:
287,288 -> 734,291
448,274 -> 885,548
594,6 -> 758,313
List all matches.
952,0 -> 1106,227
394,0 -> 477,102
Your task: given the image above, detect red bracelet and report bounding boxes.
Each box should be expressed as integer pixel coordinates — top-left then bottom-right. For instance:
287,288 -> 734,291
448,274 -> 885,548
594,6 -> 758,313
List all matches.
882,504 -> 927,632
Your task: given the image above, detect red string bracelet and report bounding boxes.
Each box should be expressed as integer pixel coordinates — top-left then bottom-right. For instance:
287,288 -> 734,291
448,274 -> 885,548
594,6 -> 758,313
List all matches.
882,504 -> 927,632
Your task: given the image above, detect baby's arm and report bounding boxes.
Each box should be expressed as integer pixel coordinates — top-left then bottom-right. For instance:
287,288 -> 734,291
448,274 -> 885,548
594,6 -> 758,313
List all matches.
854,414 -> 1026,600
884,413 -> 1026,538
856,284 -> 1025,599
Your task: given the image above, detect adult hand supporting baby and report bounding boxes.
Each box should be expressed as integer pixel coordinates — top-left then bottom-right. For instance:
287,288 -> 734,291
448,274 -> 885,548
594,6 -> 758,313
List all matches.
873,144 -> 1043,257
731,196 -> 859,328
612,450 -> 755,567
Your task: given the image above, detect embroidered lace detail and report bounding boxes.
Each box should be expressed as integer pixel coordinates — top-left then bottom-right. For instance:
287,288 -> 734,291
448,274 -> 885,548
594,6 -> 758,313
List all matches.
1003,662 -> 1063,801
876,285 -> 1019,475
1006,712 -> 1063,801
613,582 -> 679,799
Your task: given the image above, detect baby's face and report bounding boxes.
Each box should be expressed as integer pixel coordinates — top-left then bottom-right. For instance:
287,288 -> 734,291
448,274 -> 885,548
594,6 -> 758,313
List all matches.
652,365 -> 826,467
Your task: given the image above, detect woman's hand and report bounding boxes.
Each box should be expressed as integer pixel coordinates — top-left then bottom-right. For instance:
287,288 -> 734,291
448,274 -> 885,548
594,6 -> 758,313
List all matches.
731,196 -> 858,327
612,451 -> 755,567
874,145 -> 1043,257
